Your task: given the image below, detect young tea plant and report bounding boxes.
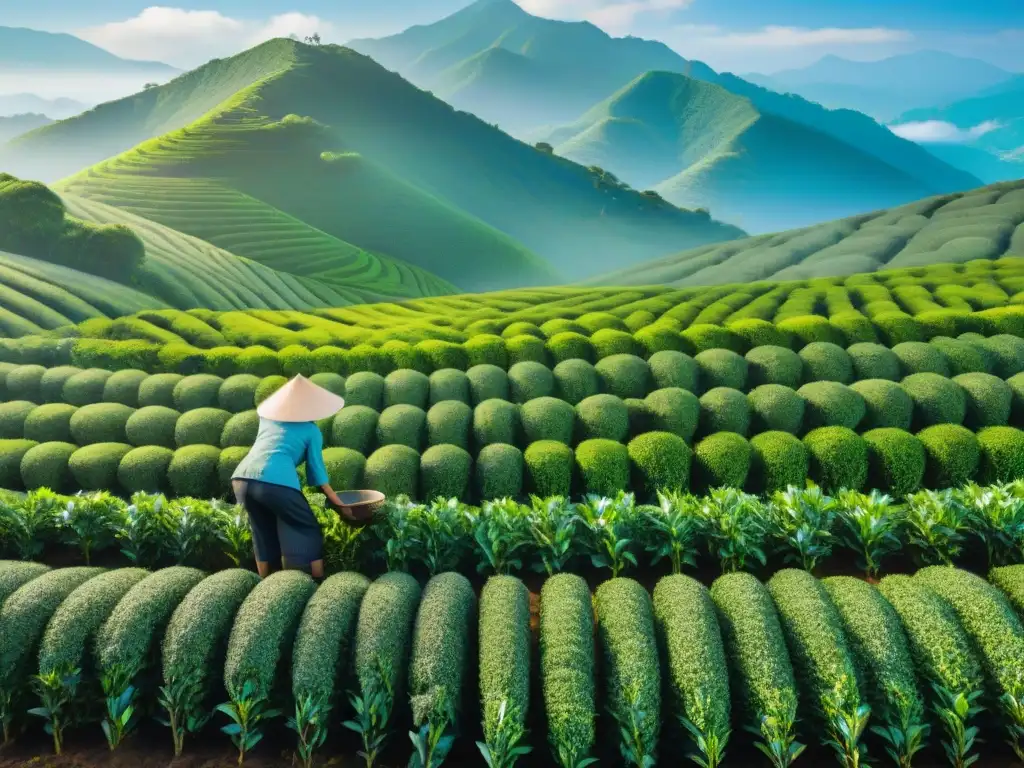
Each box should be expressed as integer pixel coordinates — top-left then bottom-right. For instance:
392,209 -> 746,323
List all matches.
527,495 -> 581,575
1000,675 -> 1024,762
767,486 -> 837,572
409,698 -> 456,768
166,499 -> 219,567
612,681 -> 657,768
212,500 -> 252,567
822,678 -> 871,768
100,665 -> 137,750
644,491 -> 699,574
697,488 -> 767,574
578,493 -> 641,577
957,483 -> 1024,567
472,499 -> 532,575
680,694 -> 731,768
287,694 -> 330,768
117,493 -> 172,567
373,497 -> 419,572
477,699 -> 533,768
903,490 -> 969,566
343,658 -> 395,768
932,685 -> 984,768
216,678 -> 281,765
0,488 -> 62,559
28,666 -> 80,755
751,691 -> 805,768
412,498 -> 470,575
157,670 -> 207,757
835,490 -> 901,578
870,685 -> 929,768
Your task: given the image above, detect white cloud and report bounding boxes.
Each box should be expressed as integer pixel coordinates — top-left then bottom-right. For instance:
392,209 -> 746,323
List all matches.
692,25 -> 912,49
888,120 -> 1003,144
515,0 -> 693,31
77,7 -> 335,68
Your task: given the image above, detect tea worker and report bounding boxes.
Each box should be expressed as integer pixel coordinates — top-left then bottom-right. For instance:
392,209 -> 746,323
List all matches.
231,374 -> 351,580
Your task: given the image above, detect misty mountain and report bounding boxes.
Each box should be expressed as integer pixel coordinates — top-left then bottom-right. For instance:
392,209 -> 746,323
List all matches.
0,113 -> 53,142
0,93 -> 89,119
0,26 -> 175,74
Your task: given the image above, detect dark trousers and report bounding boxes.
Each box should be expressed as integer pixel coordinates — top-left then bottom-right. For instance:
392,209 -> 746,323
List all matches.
232,479 -> 324,567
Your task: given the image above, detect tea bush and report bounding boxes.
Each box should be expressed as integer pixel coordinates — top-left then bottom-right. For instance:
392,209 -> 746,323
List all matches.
376,404 -> 427,451
547,332 -> 595,364
693,432 -> 752,491
952,373 -> 1012,428
174,408 -> 231,448
710,573 -> 798,731
39,366 -> 82,404
648,350 -> 699,393
767,569 -> 862,724
745,345 -> 803,388
976,426 -> 1024,483
344,372 -> 386,410
591,328 -> 639,359
798,381 -> 865,430
384,369 -> 430,409
68,403 -> 133,445
355,571 -> 422,705
803,426 -> 867,492
977,334 -> 1024,378
850,379 -> 913,430
118,446 -> 173,494
172,375 -> 224,412
0,439 -> 37,490
309,372 -> 346,397
628,432 -> 691,498
747,384 -> 805,434
331,406 -> 378,453
69,442 -> 132,491
893,342 -> 950,377
931,337 -> 988,376
539,574 -> 596,768
699,387 -> 751,436
521,397 -> 575,445
408,572 -> 475,724
778,315 -> 841,346
126,406 -> 180,448
644,387 -> 700,441
426,401 -> 472,450
748,431 -> 808,494
800,342 -> 854,384
0,401 -> 34,440
321,447 -> 365,490
0,561 -> 50,607
575,439 -> 629,497
507,361 -> 555,405
23,404 -> 77,443
254,374 -> 288,406
989,565 -> 1024,617
594,578 -> 661,758
525,440 -> 573,497
652,575 -> 730,750
917,424 -> 980,488
216,374 -> 260,413
224,570 -> 316,700
695,349 -> 747,391
20,441 -> 76,492
167,445 -> 221,498
847,343 -> 901,382
420,444 -> 472,501
220,411 -> 258,448
5,365 -> 45,401
475,443 -> 524,500
428,369 -> 470,406
595,354 -> 650,400
573,394 -> 627,443
63,369 -> 113,407
364,444 -> 419,499
467,364 -> 509,405
291,572 -> 369,709
862,428 -> 925,496
138,373 -> 184,409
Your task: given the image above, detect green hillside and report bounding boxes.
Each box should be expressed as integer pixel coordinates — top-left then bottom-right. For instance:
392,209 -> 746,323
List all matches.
544,72 -> 934,233
50,39 -> 741,284
0,113 -> 51,143
348,0 -> 980,200
586,179 -> 1024,287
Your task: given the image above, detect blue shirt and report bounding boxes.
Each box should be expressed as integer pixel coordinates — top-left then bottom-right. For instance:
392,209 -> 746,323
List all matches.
231,418 -> 330,490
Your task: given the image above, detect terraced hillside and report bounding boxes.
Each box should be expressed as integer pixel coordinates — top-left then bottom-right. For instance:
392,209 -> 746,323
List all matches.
41,38 -> 741,287
543,72 -> 935,232
588,178 -> 1024,287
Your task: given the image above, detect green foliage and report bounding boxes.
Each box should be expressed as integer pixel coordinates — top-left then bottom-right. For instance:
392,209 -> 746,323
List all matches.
699,387 -> 750,436
648,350 -> 699,393
628,432 -> 692,498
525,441 -> 574,497
68,402 -> 132,445
20,441 -> 77,492
465,336 -> 509,369
418,340 -> 469,371
321,447 -> 365,490
167,445 -> 221,498
592,328 -> 640,358
5,365 -> 46,401
574,439 -> 629,497
931,337 -> 988,376
552,359 -> 599,406
893,342 -> 950,377
364,444 -> 419,499
746,345 -> 803,388
173,407 -> 231,448
695,349 -> 747,391
917,425 -> 980,488
23,404 -> 76,444
508,362 -> 555,404
729,319 -> 788,349
475,444 -> 524,500
39,366 -> 83,404
521,397 -> 575,445
0,561 -> 50,609
798,381 -> 865,431
990,565 -> 1024,619
748,432 -> 809,495
976,426 -> 1024,483
331,405 -> 378,453
747,385 -> 804,434
474,399 -> 521,448
953,373 -> 1012,429
217,374 -> 260,413
478,575 -> 531,751
172,374 -> 224,412
428,369 -> 470,406
384,369 -> 430,409
595,354 -> 650,400
901,372 -> 967,428
693,432 -> 752,491
125,406 -> 180,449
539,574 -> 596,768
69,443 -> 132,491
138,373 -> 184,408
220,410 -> 258,448
546,332 -> 595,365
0,401 -> 33,440
849,380 -> 913,430
862,428 -> 925,497
800,342 -> 854,384
847,343 -> 901,382
427,401 -> 472,450
644,387 -> 700,441
574,394 -> 628,442
62,369 -> 113,407
421,444 -> 472,501
467,365 -> 510,405
0,439 -> 38,491
345,371 -> 386,410
977,335 -> 1024,378
803,427 -> 867,492
778,315 -> 842,346
376,404 -> 427,451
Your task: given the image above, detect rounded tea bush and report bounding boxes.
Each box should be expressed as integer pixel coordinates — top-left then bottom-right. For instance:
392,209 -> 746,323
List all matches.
634,324 -> 686,356
0,439 -> 38,491
850,379 -> 913,430
508,361 -> 555,404
595,354 -> 650,400
729,318 -> 788,349
930,337 -> 988,376
20,441 -> 76,492
364,444 -> 420,499
506,334 -> 548,366
428,369 -> 470,406
39,366 -> 83,403
309,372 -> 346,397
464,335 -> 508,369
69,442 -> 133,491
644,387 -> 700,441
803,426 -> 868,492
69,402 -> 134,445
502,321 -> 544,340
797,381 -> 866,431
625,398 -> 650,437
101,369 -> 151,408
747,384 -> 804,435
699,387 -> 750,436
628,432 -> 691,498
695,349 -> 747,392
420,444 -> 472,501
1009,371 -> 1024,426
901,373 -> 966,428
875,312 -> 924,346
427,400 -> 472,449
62,369 -> 114,407
591,328 -> 639,358
553,359 -> 599,405
216,374 -> 261,413
376,404 -> 427,451
546,331 -> 596,364
416,339 -> 469,371
220,410 -> 259,448
748,431 -> 808,494
172,374 -> 224,412
344,371 -> 386,410
5,364 -> 46,401
893,342 -> 950,377
124,405 -> 179,449
575,394 -> 629,442
682,323 -> 743,354
952,372 -> 1011,429
777,315 -> 842,346
217,447 -> 249,491
540,318 -> 587,338
254,374 -> 287,406
330,405 -> 378,453
173,407 -> 232,448
168,445 -> 221,498
321,447 -> 365,490
863,428 -> 925,496
467,364 -> 509,405
799,342 -> 854,384
0,400 -> 35,438
521,396 -> 575,445
846,343 -> 901,382
575,439 -> 629,497
917,424 -> 980,488
138,373 -> 184,408
648,350 -> 699,393
976,335 -> 1024,378
976,426 -> 1024,484
117,446 -> 174,494
745,345 -> 802,388
577,311 -> 626,333
473,398 -> 521,448
693,432 -> 752,491
384,369 -> 430,409
525,440 -> 573,497
475,443 -> 524,500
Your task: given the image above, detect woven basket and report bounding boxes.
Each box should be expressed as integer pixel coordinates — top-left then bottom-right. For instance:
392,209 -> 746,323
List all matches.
333,490 -> 386,524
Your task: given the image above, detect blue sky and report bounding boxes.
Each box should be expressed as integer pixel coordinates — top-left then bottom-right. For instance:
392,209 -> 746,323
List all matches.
8,0 -> 1024,73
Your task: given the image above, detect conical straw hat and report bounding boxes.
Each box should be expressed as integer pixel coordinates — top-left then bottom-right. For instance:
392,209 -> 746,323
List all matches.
257,374 -> 345,422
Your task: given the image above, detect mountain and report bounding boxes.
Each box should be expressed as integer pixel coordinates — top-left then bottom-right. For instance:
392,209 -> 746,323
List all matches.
0,26 -> 175,74
0,93 -> 88,119
26,39 -> 740,290
923,143 -> 1024,184
0,114 -> 52,143
541,71 -> 935,233
747,52 -> 1016,121
347,0 -> 981,199
586,179 -> 1024,287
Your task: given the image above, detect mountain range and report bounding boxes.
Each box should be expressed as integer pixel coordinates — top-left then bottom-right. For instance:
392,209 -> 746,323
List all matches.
0,26 -> 175,74
0,93 -> 88,119
0,113 -> 52,143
